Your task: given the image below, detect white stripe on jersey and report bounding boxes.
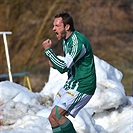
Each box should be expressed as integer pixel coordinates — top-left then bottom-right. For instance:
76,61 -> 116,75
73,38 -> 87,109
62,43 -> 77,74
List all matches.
64,44 -> 86,69
45,49 -> 66,69
71,34 -> 78,58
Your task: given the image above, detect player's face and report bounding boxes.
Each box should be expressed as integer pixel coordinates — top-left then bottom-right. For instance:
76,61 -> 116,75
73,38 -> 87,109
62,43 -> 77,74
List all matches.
53,17 -> 66,40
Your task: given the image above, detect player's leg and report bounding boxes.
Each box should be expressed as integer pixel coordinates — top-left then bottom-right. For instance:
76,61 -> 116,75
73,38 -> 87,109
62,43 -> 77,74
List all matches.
48,107 -> 62,133
49,106 -> 76,133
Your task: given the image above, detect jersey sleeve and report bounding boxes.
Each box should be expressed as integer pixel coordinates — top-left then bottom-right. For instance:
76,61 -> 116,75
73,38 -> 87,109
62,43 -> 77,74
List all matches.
44,48 -> 68,74
44,36 -> 87,74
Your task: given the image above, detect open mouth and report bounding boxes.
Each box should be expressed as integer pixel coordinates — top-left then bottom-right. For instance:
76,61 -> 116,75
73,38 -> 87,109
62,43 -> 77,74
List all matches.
55,32 -> 58,35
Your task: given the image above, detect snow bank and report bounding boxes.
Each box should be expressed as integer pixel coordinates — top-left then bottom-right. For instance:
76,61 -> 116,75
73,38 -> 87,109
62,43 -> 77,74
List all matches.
0,55 -> 132,133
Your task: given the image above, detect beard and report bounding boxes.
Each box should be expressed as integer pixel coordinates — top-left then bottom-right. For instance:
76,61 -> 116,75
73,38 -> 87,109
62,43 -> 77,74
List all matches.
56,29 -> 66,40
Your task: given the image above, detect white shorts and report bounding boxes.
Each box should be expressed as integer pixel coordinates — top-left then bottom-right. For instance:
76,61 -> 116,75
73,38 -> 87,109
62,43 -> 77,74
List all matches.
52,88 -> 92,117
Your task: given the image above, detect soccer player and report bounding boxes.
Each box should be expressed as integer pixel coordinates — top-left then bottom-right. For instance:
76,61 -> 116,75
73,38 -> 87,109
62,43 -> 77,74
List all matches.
42,12 -> 96,133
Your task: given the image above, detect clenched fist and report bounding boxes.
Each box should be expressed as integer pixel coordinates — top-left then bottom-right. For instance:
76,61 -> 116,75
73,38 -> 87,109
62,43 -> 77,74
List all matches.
42,39 -> 52,50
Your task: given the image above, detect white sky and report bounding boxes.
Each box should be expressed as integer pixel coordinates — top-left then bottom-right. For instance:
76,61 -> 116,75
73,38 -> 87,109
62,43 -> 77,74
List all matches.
0,55 -> 132,133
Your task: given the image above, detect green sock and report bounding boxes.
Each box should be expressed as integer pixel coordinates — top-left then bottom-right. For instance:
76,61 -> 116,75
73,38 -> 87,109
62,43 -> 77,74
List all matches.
52,125 -> 63,133
60,119 -> 76,133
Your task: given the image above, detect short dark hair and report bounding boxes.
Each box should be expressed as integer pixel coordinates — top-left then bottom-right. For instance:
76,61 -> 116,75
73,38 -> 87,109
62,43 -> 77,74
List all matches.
55,12 -> 75,31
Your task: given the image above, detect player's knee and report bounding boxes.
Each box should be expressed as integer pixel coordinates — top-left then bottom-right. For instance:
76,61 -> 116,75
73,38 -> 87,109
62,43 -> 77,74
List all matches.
48,109 -> 58,121
48,113 -> 52,122
48,112 -> 60,126
48,113 -> 56,125
49,106 -> 61,121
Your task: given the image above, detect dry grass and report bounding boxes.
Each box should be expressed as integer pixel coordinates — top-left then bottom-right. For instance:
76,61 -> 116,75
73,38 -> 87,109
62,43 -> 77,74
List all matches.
0,0 -> 132,95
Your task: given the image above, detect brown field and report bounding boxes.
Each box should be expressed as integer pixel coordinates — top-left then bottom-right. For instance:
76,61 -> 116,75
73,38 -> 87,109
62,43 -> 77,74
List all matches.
0,0 -> 132,95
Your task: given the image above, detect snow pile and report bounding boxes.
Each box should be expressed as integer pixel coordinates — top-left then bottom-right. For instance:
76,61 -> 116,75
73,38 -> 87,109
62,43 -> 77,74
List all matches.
0,55 -> 132,133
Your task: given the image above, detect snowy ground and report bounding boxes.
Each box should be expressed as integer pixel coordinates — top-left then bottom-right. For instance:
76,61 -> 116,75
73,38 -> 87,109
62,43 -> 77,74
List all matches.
0,55 -> 133,133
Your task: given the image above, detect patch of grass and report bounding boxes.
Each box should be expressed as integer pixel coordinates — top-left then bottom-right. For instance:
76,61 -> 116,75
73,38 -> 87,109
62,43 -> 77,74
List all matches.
116,65 -> 132,96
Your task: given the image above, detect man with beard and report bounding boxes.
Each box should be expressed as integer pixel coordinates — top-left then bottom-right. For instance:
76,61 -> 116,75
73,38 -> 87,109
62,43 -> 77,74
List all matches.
42,12 -> 96,133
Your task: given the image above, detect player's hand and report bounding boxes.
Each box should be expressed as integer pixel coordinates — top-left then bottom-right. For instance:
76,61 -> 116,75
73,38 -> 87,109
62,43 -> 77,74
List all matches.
42,39 -> 52,50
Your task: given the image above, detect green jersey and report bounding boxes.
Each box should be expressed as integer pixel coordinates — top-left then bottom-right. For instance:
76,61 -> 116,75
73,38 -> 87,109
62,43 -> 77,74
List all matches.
44,31 -> 96,95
